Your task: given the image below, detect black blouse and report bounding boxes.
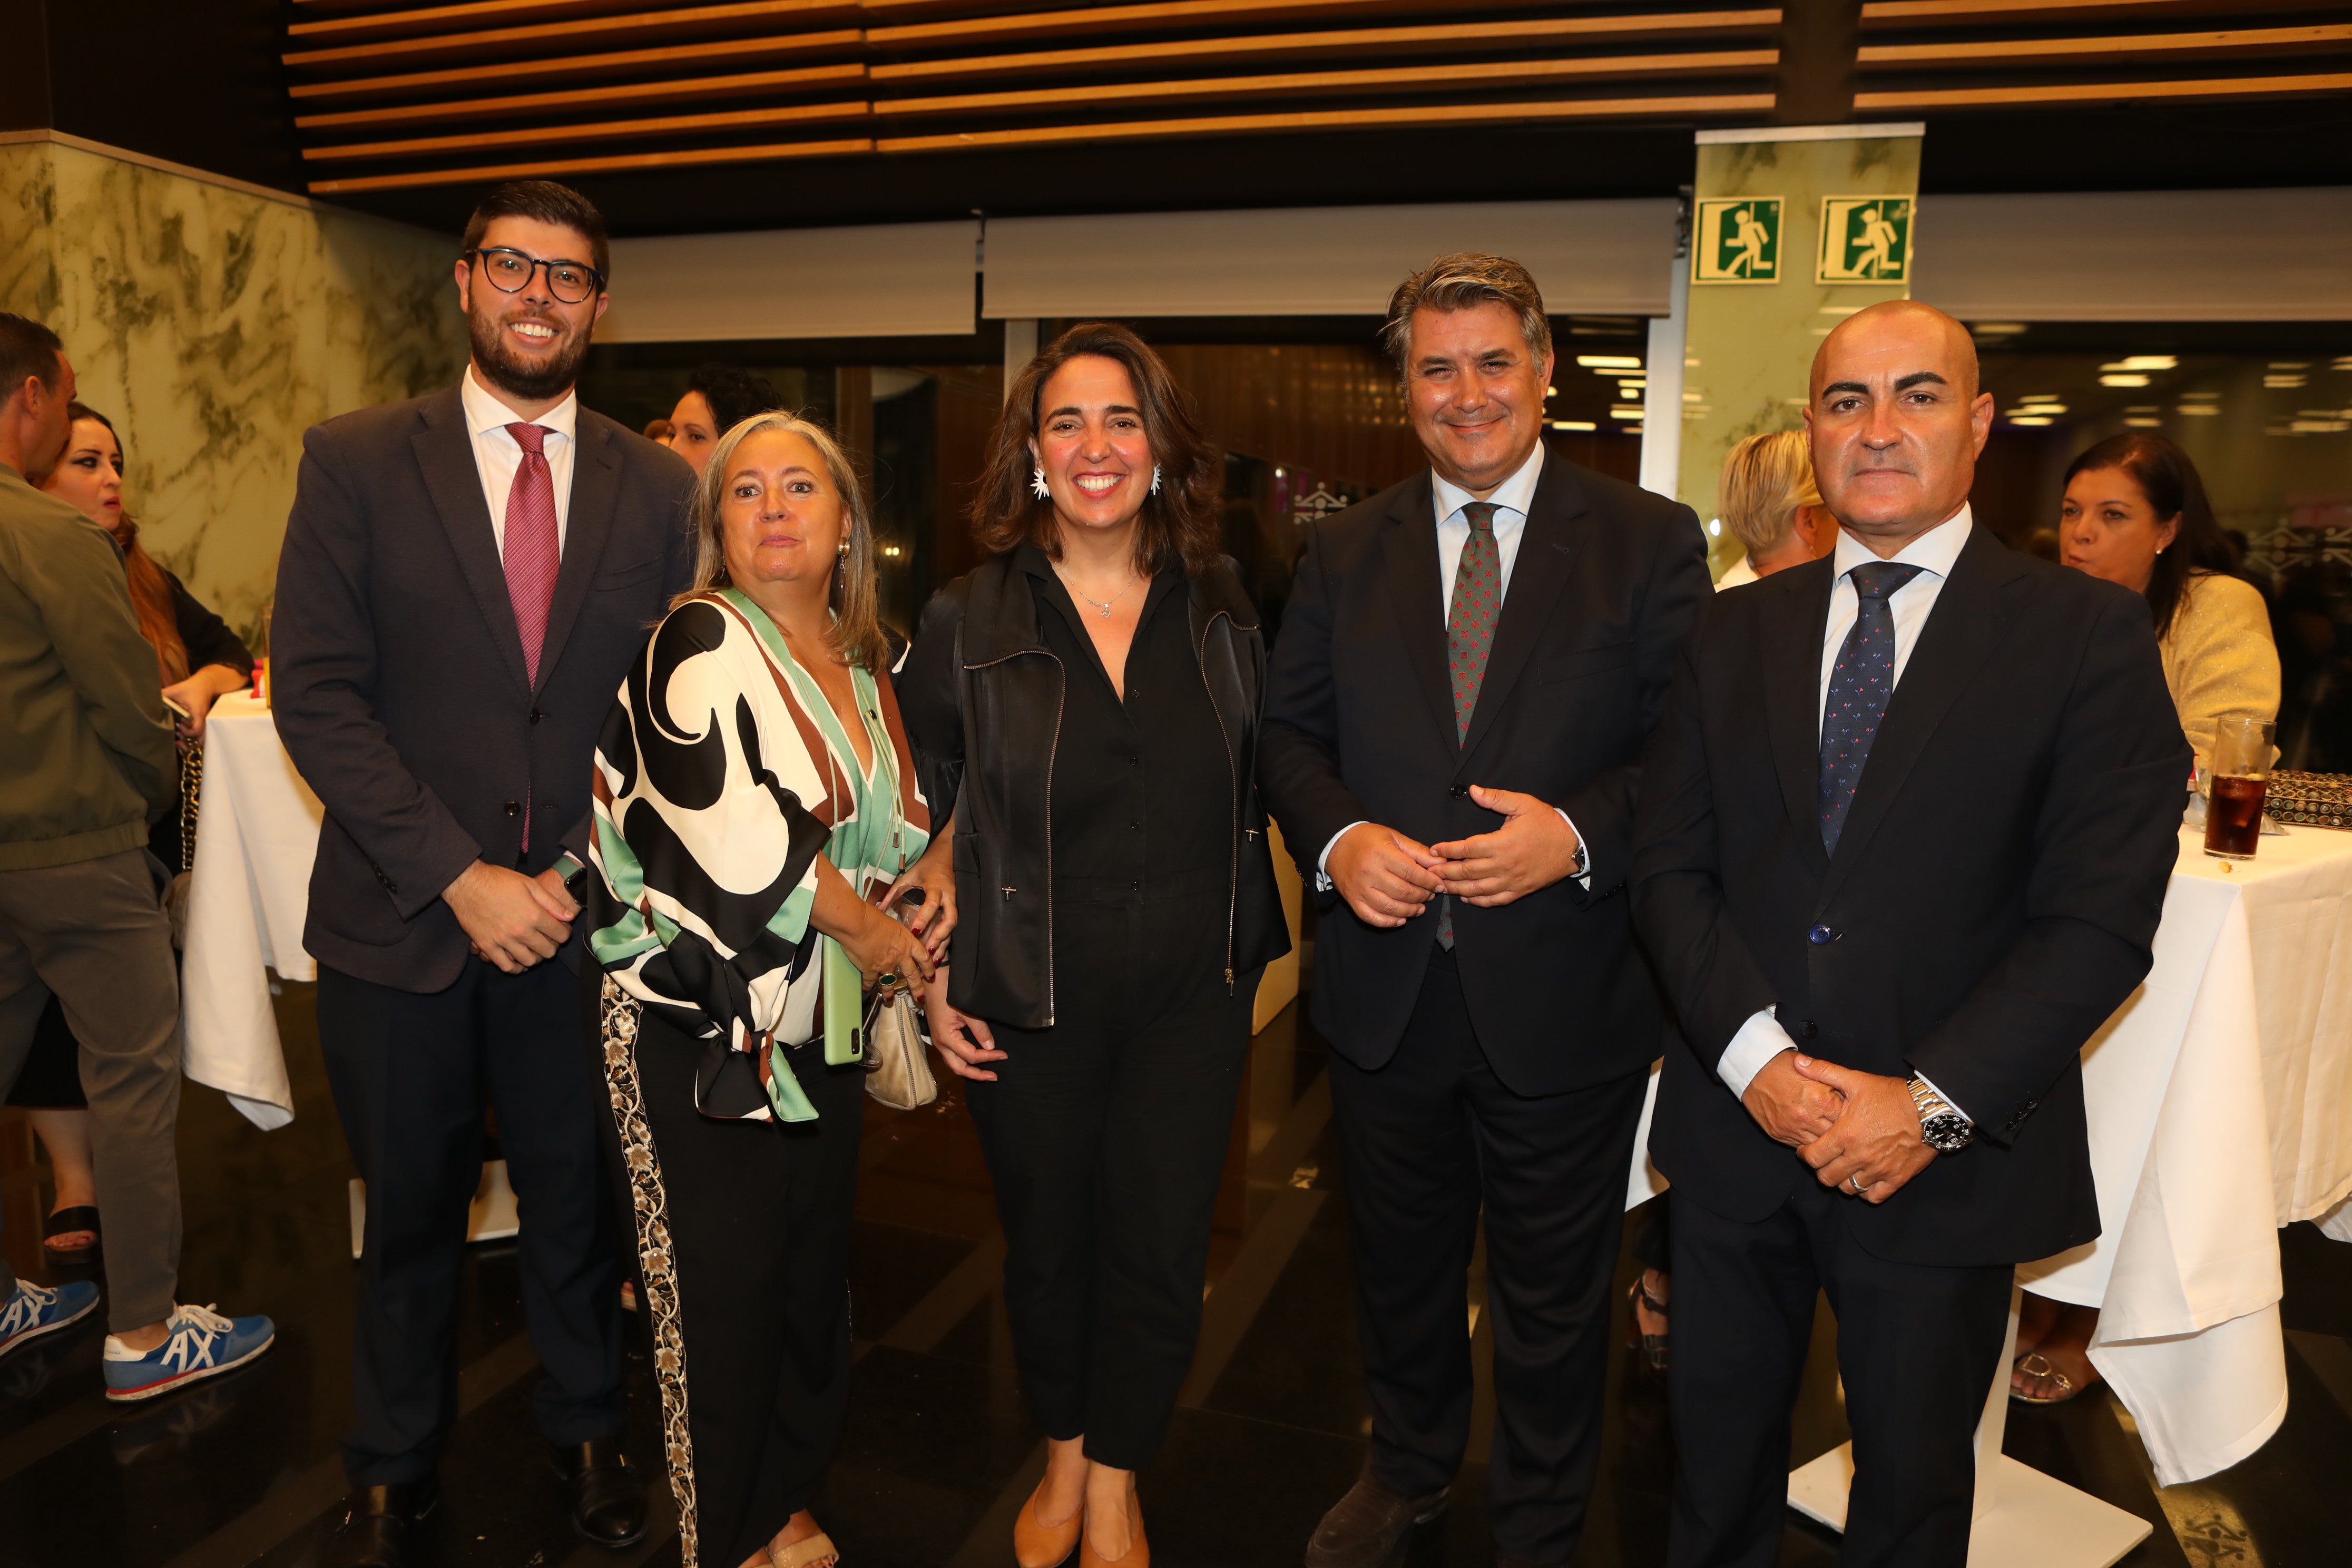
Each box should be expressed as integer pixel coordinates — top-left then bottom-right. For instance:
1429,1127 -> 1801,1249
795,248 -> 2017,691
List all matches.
1023,551 -> 1230,914
164,569 -> 256,679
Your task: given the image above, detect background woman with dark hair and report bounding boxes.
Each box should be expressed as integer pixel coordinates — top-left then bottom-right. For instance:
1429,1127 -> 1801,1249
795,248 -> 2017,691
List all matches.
900,322 -> 1290,1568
12,403 -> 252,1264
661,362 -> 783,477
2059,430 -> 2279,781
2017,430 -> 2279,1406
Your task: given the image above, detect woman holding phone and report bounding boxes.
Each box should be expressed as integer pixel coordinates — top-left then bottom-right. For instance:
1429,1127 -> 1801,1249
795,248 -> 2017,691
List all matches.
901,323 -> 1290,1568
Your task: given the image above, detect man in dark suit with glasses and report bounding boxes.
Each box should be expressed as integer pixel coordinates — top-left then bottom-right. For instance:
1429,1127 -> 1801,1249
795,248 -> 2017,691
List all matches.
275,180 -> 696,1568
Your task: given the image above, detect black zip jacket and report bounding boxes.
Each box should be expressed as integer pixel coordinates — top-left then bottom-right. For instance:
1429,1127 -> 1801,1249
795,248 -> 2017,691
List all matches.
897,547 -> 1291,1027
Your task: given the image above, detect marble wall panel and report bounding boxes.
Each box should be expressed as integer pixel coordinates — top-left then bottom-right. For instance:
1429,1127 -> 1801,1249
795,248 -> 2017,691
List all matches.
0,138 -> 467,643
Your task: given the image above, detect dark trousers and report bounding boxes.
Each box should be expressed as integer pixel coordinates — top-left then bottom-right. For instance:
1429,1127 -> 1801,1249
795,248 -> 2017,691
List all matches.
621,1003 -> 863,1568
1665,1180 -> 2014,1568
319,958 -> 625,1485
1328,949 -> 1646,1568
965,962 -> 1257,1470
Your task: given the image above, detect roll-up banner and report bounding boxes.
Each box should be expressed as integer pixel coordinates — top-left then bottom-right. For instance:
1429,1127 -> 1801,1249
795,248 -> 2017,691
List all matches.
1679,123 -> 1925,579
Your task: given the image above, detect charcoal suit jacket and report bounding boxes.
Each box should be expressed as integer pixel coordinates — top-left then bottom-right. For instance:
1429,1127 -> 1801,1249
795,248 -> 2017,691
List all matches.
1259,441 -> 1711,1095
1631,526 -> 2191,1265
273,385 -> 697,992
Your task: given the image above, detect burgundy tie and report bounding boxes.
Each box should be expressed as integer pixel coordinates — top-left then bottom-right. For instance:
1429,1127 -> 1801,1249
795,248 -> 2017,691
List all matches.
503,422 -> 561,686
503,422 -> 560,858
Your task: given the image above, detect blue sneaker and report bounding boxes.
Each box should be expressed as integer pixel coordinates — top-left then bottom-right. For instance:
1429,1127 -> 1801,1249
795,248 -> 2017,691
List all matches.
0,1279 -> 100,1359
102,1304 -> 275,1402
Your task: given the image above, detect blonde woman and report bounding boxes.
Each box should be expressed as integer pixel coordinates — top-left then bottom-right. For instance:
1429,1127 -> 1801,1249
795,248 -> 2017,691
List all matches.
587,413 -> 954,1568
1714,429 -> 1837,588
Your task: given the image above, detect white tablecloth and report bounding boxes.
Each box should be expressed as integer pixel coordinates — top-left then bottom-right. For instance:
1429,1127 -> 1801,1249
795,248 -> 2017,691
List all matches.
180,693 -> 320,1130
2017,824 -> 2352,1485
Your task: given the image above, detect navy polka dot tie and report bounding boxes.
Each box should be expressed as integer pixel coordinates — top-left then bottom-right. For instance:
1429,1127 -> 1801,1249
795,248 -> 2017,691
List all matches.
1818,561 -> 1924,856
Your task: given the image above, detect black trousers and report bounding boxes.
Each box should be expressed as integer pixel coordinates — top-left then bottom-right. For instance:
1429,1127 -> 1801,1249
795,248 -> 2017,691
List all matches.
1666,1180 -> 2014,1568
966,954 -> 1258,1471
617,1002 -> 864,1568
319,958 -> 625,1485
1328,949 -> 1646,1568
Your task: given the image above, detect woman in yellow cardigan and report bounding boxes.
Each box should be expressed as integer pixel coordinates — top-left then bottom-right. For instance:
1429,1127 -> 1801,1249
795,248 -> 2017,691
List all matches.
2060,432 -> 2279,780
2014,432 -> 2280,1405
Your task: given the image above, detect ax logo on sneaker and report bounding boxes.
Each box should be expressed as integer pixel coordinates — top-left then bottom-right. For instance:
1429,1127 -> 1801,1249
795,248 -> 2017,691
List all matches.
102,1302 -> 276,1402
0,1279 -> 99,1358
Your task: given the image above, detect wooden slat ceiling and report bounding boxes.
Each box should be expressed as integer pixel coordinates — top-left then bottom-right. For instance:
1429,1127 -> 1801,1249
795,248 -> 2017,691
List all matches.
288,1 -> 2352,194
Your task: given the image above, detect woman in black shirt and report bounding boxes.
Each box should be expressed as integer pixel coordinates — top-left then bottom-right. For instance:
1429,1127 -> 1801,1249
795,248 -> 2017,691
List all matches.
901,324 -> 1289,1568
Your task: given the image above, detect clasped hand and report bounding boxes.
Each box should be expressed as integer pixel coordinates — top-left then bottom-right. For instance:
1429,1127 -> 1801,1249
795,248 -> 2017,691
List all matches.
448,860 -> 577,974
1740,1050 -> 1937,1204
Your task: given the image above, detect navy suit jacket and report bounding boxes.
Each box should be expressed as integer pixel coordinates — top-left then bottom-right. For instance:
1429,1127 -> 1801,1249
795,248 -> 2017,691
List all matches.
1631,528 -> 2190,1265
273,385 -> 697,992
1259,442 -> 1711,1095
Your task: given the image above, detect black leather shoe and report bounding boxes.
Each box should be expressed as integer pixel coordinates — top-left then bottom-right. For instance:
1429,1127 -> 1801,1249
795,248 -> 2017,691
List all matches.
1304,1473 -> 1449,1568
553,1439 -> 649,1547
322,1476 -> 438,1568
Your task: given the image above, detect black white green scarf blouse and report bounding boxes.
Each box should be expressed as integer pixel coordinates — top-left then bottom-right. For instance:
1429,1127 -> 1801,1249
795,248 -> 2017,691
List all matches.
588,589 -> 930,1122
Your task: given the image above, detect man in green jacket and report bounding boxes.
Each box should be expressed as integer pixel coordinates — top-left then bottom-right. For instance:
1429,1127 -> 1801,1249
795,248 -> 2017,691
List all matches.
0,312 -> 273,1398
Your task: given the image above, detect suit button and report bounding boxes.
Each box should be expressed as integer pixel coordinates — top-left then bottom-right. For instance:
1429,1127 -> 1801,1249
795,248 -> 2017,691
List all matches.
1808,923 -> 1837,946
1449,783 -> 1469,798
1793,1019 -> 1819,1041
529,709 -> 544,725
504,800 -> 522,817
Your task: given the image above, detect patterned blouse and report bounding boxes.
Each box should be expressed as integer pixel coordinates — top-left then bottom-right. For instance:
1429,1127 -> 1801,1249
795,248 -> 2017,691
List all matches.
587,589 -> 930,1123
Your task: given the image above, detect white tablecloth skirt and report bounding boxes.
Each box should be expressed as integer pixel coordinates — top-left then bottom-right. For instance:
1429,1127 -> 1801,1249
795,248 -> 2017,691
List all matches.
180,694 -> 320,1130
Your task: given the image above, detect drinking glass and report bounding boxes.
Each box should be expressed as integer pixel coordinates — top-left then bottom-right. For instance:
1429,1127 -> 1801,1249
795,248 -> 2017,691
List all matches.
2203,717 -> 2276,860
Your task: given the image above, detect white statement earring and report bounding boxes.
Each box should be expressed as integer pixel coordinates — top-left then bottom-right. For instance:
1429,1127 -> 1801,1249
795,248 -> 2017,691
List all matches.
1031,467 -> 1051,500
1150,464 -> 1162,496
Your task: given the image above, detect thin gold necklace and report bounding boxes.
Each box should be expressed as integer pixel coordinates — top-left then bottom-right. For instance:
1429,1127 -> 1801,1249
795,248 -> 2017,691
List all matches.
1060,566 -> 1139,619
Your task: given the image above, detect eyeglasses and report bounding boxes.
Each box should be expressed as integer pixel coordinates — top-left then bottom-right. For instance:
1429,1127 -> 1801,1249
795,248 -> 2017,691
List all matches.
467,247 -> 605,305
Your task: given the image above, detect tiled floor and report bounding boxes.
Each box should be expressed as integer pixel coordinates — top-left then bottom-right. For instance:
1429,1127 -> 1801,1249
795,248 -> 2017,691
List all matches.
3,973 -> 2349,1567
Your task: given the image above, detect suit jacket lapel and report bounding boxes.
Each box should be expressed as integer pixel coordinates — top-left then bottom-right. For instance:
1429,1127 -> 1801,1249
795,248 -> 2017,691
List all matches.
413,388 -> 531,696
1819,528 -> 2026,901
1458,450 -> 1586,766
533,416 -> 621,694
1760,557 -> 1834,879
1379,482 -> 1461,756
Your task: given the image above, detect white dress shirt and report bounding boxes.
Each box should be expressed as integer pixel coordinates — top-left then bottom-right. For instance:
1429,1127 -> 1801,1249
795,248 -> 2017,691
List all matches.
1316,443 -> 1586,889
1716,504 -> 1976,1113
460,364 -> 579,556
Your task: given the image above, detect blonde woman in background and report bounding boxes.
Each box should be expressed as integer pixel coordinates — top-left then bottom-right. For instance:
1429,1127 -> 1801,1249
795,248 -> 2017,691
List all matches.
1713,428 -> 1838,589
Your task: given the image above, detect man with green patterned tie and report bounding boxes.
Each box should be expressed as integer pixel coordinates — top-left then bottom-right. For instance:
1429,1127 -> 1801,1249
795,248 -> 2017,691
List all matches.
1261,254 -> 1711,1568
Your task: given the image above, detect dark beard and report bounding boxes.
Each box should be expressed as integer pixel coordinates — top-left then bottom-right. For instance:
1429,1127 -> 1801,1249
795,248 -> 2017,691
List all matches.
468,306 -> 591,405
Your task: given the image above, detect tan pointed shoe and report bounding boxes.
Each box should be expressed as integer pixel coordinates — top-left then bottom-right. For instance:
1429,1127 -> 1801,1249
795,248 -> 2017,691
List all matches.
1077,1488 -> 1146,1568
1015,1476 -> 1082,1568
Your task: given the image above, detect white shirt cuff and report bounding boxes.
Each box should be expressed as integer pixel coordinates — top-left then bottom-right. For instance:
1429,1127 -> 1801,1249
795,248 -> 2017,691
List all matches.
1719,1007 -> 1799,1099
1910,1069 -> 1973,1126
1315,821 -> 1369,893
1555,807 -> 1590,889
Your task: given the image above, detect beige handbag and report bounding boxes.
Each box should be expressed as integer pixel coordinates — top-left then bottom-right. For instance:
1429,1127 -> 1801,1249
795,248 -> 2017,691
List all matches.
862,976 -> 937,1110
860,743 -> 939,1110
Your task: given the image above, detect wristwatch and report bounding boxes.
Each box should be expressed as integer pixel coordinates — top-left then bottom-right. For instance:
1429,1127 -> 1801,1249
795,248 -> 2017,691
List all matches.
1571,840 -> 1589,877
1908,1076 -> 1974,1152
